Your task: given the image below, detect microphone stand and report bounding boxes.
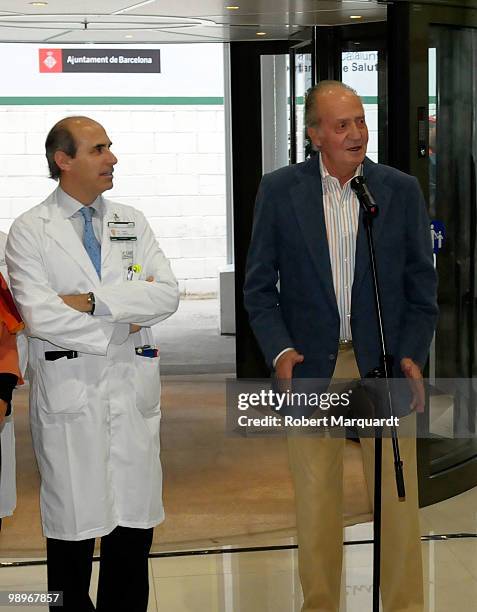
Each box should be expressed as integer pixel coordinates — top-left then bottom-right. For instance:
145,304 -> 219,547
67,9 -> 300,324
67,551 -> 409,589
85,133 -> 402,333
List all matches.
350,176 -> 406,612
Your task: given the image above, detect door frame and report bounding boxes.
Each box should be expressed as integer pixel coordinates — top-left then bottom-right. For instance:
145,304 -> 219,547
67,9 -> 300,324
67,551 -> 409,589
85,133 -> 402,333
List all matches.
231,39 -> 292,379
387,1 -> 477,505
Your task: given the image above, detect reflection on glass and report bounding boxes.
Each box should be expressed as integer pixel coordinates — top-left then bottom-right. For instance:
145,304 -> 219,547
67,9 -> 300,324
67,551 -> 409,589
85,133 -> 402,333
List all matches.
428,47 -> 437,215
260,54 -> 289,174
426,26 -> 477,474
294,53 -> 312,162
341,50 -> 379,161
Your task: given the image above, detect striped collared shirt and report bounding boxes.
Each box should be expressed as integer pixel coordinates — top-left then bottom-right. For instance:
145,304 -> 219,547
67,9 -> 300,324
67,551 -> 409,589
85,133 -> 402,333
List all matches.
319,154 -> 362,341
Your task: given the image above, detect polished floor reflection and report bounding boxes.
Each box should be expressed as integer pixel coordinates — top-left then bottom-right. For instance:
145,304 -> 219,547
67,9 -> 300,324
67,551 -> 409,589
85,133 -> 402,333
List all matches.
1,486 -> 476,611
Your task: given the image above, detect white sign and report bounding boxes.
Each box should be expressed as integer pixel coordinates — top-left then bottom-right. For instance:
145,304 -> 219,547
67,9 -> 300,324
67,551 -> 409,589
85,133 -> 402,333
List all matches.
341,51 -> 378,98
0,43 -> 223,97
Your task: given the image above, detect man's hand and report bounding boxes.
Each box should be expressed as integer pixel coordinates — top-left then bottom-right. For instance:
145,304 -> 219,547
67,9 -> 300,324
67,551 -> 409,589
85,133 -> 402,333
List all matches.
401,357 -> 425,412
59,293 -> 91,312
61,277 -> 156,331
60,276 -> 155,315
0,398 -> 8,428
275,349 -> 304,380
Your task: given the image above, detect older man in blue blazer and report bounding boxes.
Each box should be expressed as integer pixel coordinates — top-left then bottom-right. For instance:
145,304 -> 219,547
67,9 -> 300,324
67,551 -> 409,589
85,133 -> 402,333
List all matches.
244,81 -> 438,611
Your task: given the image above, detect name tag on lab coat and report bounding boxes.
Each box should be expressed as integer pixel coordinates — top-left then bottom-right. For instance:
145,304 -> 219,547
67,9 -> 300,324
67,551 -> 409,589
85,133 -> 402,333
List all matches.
108,221 -> 137,241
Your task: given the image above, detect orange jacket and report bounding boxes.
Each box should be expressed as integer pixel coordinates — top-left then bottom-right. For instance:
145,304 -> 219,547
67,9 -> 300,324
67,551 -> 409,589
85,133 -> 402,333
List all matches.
0,322 -> 22,380
0,272 -> 23,380
0,272 -> 23,335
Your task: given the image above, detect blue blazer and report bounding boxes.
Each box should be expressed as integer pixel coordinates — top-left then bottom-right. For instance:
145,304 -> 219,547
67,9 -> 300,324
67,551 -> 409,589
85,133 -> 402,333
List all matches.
244,156 -> 438,385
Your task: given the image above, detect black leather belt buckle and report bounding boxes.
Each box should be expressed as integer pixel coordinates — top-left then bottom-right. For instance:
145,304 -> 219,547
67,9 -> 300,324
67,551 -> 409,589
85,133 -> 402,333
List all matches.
44,351 -> 78,361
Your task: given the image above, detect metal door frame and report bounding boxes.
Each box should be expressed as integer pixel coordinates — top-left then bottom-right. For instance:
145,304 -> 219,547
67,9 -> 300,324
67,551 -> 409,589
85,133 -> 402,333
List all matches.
387,1 -> 477,505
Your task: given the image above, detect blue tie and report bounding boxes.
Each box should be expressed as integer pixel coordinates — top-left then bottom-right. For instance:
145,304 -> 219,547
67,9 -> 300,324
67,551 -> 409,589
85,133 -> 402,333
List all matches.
80,207 -> 101,278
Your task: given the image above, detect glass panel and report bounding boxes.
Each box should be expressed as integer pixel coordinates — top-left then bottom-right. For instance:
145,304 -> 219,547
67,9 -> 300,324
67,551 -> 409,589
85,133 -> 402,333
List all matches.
426,25 -> 477,473
341,50 -> 379,161
294,52 -> 313,162
428,47 -> 437,215
260,54 -> 290,174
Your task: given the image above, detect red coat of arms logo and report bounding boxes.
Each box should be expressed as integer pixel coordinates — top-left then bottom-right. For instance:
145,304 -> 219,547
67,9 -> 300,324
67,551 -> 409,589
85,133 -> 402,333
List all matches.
39,49 -> 63,73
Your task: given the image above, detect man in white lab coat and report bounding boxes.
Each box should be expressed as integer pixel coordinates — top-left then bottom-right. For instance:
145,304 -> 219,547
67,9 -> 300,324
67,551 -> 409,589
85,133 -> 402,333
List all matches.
6,116 -> 179,611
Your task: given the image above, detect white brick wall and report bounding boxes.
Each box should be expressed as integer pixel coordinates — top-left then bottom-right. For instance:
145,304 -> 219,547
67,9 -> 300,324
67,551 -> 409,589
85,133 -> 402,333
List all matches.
0,134 -> 26,155
156,173 -> 199,196
0,104 -> 227,297
197,132 -> 225,154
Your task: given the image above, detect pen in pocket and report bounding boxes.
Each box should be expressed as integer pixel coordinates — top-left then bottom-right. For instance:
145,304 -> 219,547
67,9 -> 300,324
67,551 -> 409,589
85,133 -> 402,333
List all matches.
135,345 -> 158,358
127,264 -> 142,281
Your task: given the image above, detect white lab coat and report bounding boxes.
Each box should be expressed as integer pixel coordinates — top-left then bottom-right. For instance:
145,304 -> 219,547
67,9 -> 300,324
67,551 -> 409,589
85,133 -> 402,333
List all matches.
5,188 -> 179,540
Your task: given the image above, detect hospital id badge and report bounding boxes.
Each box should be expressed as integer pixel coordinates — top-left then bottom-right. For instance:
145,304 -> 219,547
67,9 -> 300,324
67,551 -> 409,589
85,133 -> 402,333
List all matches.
108,221 -> 137,241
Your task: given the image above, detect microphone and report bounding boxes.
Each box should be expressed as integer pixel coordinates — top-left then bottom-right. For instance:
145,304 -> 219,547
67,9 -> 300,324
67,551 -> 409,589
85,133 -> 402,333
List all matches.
350,176 -> 379,217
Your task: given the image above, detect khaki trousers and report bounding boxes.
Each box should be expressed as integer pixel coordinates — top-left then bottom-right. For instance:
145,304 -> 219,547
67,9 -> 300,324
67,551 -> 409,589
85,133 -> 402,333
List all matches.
287,346 -> 424,612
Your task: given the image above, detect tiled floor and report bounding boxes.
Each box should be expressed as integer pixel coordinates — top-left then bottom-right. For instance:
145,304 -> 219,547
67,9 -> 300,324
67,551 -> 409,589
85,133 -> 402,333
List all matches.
1,486 -> 477,611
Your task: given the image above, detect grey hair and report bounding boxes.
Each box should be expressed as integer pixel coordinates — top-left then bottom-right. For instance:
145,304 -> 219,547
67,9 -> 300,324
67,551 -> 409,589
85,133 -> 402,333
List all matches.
305,80 -> 359,129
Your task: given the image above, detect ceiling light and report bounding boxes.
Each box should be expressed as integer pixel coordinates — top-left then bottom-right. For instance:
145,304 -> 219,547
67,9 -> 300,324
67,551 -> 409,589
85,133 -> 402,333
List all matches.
125,34 -> 133,38
256,32 -> 267,36
30,1 -> 48,5
226,5 -> 240,9
350,15 -> 363,19
114,0 -> 156,15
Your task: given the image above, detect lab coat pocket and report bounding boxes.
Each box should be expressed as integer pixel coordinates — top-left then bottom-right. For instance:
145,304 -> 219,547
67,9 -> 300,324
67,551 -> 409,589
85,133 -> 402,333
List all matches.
135,354 -> 161,417
37,357 -> 88,415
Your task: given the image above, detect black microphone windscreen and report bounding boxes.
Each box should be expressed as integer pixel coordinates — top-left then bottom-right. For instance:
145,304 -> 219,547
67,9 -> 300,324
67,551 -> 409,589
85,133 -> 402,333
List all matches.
350,176 -> 366,194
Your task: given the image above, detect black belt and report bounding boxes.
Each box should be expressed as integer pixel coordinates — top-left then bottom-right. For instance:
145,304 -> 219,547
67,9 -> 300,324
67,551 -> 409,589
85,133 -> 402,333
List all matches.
44,350 -> 78,361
